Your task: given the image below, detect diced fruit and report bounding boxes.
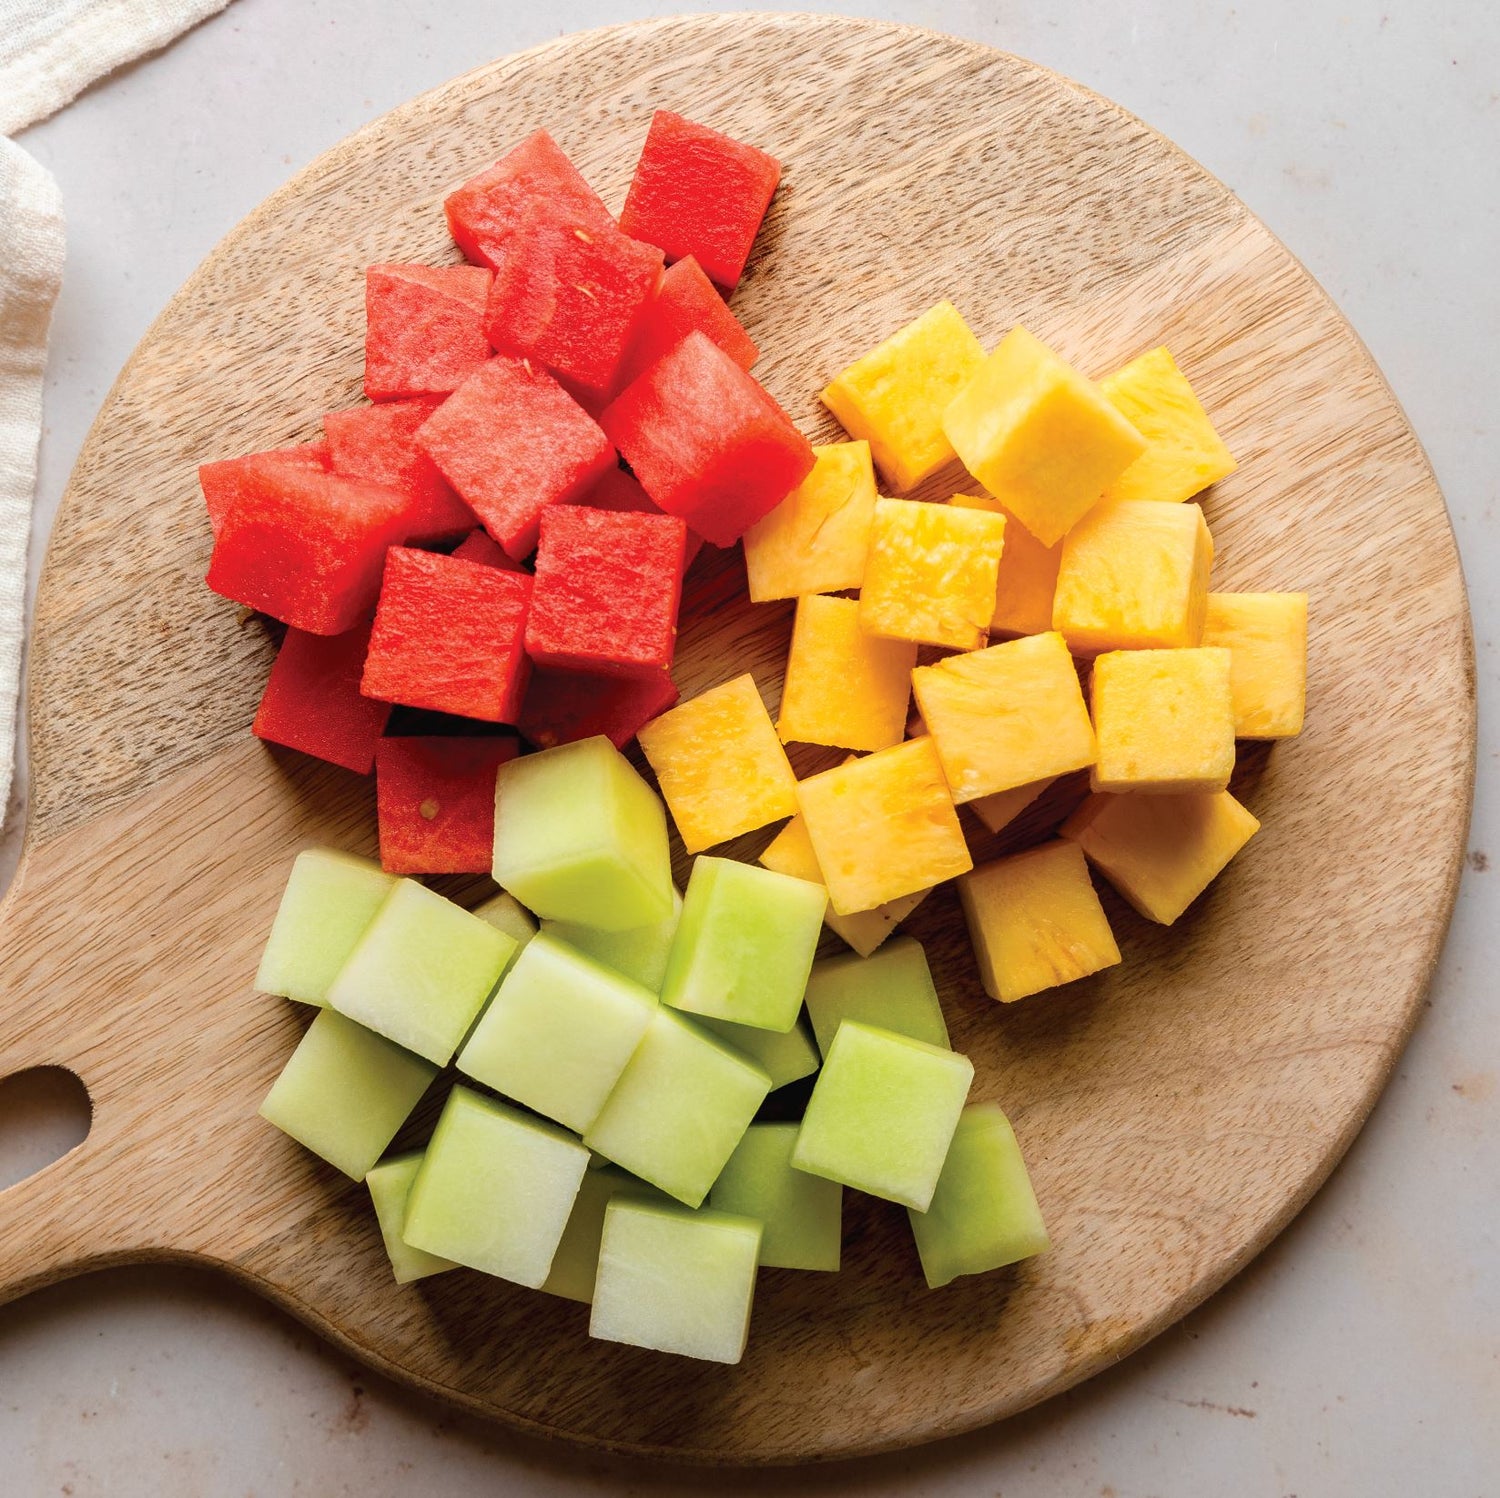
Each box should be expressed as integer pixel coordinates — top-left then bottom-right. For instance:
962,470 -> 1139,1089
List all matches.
584,1007 -> 771,1207
949,493 -> 1061,636
911,631 -> 1095,802
802,937 -> 949,1055
206,463 -> 419,635
1052,499 -> 1213,654
323,398 -> 474,545
374,736 -> 518,875
1062,788 -> 1260,924
199,442 -> 330,539
259,1009 -> 436,1179
660,856 -> 826,1033
449,527 -> 524,571
777,595 -> 915,752
525,505 -> 687,677
959,840 -> 1121,1003
517,666 -> 678,751
711,1122 -> 842,1271
253,622 -> 390,775
795,737 -> 971,915
759,812 -> 930,956
444,129 -> 615,269
484,205 -> 664,403
545,887 -> 682,993
942,326 -> 1147,547
325,878 -> 516,1063
568,466 -> 707,568
616,255 -> 758,391
542,1165 -> 668,1304
822,301 -> 986,492
470,890 -> 539,953
1201,592 -> 1309,739
362,263 -> 492,402
1100,346 -> 1237,505
361,548 -> 532,723
600,331 -> 815,547
858,497 -> 1007,651
908,1104 -> 1050,1288
619,110 -> 781,290
591,1197 -> 762,1363
492,735 -> 675,929
403,1085 -> 590,1287
365,1151 -> 456,1285
415,355 -> 616,559
637,673 -> 797,853
1090,647 -> 1235,794
968,776 -> 1057,837
697,1013 -> 821,1091
791,1021 -> 973,1212
255,848 -> 395,1005
742,440 -> 878,601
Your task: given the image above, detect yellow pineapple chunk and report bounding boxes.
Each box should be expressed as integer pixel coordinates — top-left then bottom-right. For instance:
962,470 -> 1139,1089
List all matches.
958,840 -> 1120,1003
1201,592 -> 1308,739
795,737 -> 971,915
911,631 -> 1095,802
822,301 -> 986,492
949,493 -> 1061,636
859,497 -> 1007,651
941,327 -> 1147,546
637,674 -> 796,853
743,440 -> 878,601
969,776 -> 1057,836
1090,647 -> 1234,794
1052,499 -> 1213,654
777,594 -> 915,752
1062,789 -> 1259,925
761,809 -> 930,957
1100,347 -> 1237,504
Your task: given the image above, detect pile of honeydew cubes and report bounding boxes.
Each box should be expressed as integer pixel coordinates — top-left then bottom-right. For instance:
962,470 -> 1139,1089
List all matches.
258,736 -> 1047,1364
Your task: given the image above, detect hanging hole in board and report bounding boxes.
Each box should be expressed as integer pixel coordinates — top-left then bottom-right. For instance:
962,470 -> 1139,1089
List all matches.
0,1067 -> 91,1193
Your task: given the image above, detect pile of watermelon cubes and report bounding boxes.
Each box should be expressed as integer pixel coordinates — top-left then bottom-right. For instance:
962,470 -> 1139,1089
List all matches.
203,112 -> 808,875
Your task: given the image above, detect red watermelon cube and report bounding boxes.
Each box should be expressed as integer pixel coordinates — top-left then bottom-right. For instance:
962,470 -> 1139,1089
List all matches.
363,263 -> 492,402
207,464 -> 419,635
252,621 -> 390,774
615,255 -> 758,391
323,399 -> 474,545
518,666 -> 679,752
374,735 -> 520,874
362,547 -> 532,722
619,111 -> 781,289
526,505 -> 687,678
415,355 -> 615,559
599,330 -> 815,547
199,441 -> 330,539
449,527 -> 524,572
445,130 -> 615,269
568,466 -> 704,567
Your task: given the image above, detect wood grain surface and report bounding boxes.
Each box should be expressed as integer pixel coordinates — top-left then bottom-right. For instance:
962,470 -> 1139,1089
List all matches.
0,13 -> 1474,1466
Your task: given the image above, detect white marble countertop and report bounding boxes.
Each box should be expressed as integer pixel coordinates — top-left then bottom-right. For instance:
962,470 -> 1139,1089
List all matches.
2,1 -> 1496,1493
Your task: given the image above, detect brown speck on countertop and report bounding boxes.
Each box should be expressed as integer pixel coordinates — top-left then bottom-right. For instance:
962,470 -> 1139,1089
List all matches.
1466,849 -> 1489,871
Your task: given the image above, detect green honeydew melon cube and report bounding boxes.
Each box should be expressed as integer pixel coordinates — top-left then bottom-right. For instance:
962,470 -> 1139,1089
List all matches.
803,936 -> 949,1056
543,887 -> 683,992
326,878 -> 515,1064
365,1150 -> 456,1285
792,1021 -> 973,1212
660,856 -> 827,1033
710,1122 -> 841,1271
255,848 -> 395,1005
457,931 -> 657,1133
697,1013 -> 821,1091
909,1103 -> 1051,1287
259,1008 -> 436,1179
470,890 -> 539,964
590,1197 -> 762,1364
542,1166 -> 668,1304
493,736 -> 674,930
403,1085 -> 590,1287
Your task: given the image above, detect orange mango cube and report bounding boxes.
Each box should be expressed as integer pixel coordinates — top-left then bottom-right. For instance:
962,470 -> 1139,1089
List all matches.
777,594 -> 915,752
949,493 -> 1061,636
958,840 -> 1120,1003
911,631 -> 1095,802
822,301 -> 986,492
941,327 -> 1147,547
1201,592 -> 1308,739
1062,789 -> 1260,925
1052,499 -> 1213,654
859,497 -> 1007,651
637,674 -> 796,853
968,776 -> 1057,837
1090,647 -> 1235,794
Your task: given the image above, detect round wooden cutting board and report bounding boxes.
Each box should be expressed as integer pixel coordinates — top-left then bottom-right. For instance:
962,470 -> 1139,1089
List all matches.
0,13 -> 1474,1467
